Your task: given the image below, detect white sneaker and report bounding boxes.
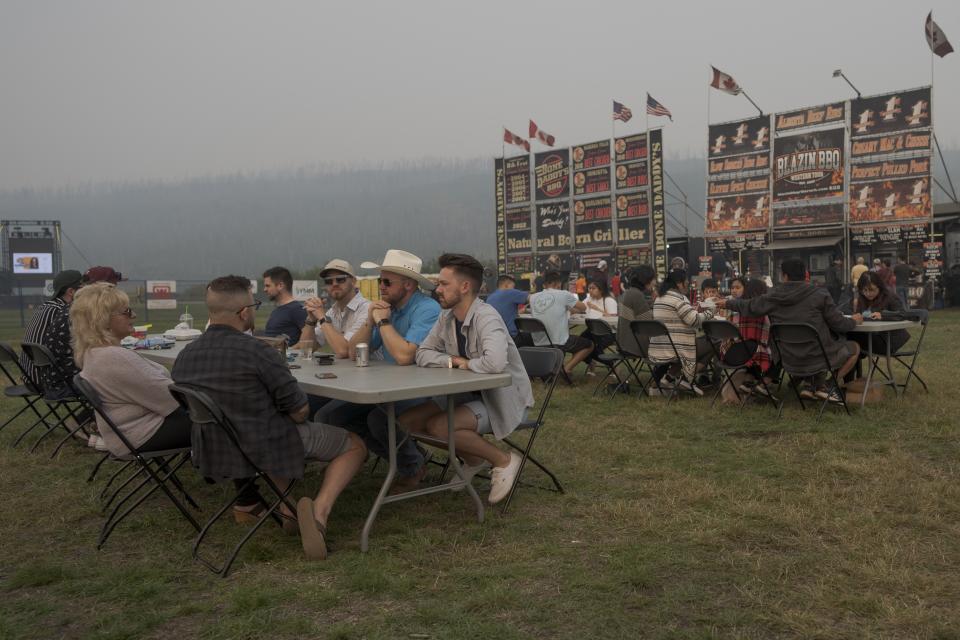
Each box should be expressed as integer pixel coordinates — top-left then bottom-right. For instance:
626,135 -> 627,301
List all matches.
676,380 -> 704,397
487,452 -> 523,505
88,434 -> 107,452
448,460 -> 491,492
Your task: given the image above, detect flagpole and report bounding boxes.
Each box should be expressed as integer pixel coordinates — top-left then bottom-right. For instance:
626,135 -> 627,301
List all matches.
706,74 -> 712,264
740,90 -> 763,117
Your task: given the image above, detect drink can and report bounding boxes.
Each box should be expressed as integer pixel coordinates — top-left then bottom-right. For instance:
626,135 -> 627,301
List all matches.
355,343 -> 369,367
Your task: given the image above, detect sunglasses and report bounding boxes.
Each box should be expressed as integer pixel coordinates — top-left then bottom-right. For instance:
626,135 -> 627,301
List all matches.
378,277 -> 397,288
236,299 -> 263,315
324,276 -> 349,285
114,307 -> 136,318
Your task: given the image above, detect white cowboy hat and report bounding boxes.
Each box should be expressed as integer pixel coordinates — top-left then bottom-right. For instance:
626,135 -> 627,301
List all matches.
361,249 -> 436,290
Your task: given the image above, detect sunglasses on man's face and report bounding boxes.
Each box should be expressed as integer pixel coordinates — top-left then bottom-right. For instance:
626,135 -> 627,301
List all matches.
236,299 -> 263,315
378,277 -> 395,288
324,276 -> 349,286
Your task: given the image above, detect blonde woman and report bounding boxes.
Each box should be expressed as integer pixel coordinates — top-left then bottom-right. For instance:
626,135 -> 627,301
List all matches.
72,282 -> 191,456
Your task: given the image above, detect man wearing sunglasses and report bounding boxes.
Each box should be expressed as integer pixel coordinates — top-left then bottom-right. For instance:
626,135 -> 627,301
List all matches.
296,259 -> 369,359
317,250 -> 440,493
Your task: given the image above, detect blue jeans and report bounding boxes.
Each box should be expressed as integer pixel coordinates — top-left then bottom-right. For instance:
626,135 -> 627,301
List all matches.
317,398 -> 427,478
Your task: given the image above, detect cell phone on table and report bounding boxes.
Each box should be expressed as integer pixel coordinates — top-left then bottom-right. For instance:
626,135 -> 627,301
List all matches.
315,372 -> 338,379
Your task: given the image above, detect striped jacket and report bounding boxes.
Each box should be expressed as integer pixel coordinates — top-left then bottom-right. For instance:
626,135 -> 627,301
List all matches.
648,290 -> 714,379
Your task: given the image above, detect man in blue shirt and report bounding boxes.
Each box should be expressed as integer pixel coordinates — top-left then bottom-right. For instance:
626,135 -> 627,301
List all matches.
485,274 -> 529,345
317,250 -> 440,492
262,266 -> 307,344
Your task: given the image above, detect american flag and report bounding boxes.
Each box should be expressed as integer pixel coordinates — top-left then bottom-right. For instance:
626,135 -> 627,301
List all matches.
612,100 -> 633,122
646,93 -> 673,121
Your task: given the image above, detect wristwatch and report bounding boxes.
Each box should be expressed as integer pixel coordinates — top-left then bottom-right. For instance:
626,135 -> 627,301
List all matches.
305,316 -> 325,327
374,317 -> 391,328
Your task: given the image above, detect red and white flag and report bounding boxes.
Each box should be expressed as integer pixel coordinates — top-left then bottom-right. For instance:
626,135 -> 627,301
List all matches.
503,128 -> 530,152
926,12 -> 954,58
528,120 -> 556,147
710,66 -> 742,95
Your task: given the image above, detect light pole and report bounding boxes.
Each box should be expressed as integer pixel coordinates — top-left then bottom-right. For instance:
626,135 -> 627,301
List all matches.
832,69 -> 861,99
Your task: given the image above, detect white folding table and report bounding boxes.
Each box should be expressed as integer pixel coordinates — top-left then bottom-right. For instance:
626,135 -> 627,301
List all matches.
140,342 -> 511,551
846,319 -> 920,407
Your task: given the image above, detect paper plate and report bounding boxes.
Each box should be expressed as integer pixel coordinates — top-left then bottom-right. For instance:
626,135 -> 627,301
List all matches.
164,328 -> 203,341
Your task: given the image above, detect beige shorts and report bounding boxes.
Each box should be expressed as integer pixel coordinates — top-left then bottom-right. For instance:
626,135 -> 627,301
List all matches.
296,421 -> 352,462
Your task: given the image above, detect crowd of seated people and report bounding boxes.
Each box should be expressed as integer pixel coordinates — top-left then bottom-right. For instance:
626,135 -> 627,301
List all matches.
33,250 -> 536,561
21,249 -> 924,565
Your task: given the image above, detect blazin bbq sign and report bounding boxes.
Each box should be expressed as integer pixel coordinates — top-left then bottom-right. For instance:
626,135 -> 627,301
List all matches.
776,148 -> 841,188
773,128 -> 845,197
534,149 -> 570,201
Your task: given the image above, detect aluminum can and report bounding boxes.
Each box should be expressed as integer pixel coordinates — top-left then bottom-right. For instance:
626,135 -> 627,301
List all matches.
355,343 -> 369,367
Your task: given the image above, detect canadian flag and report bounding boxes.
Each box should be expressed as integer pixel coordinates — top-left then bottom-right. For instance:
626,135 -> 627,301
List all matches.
503,128 -> 530,152
710,66 -> 742,95
528,120 -> 556,147
926,12 -> 954,58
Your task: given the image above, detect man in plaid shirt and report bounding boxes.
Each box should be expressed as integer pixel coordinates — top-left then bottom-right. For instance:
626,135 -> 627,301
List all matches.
172,275 -> 367,560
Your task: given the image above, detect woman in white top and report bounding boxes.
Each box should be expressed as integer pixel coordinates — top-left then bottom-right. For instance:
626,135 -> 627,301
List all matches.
581,279 -> 618,374
583,280 -> 618,319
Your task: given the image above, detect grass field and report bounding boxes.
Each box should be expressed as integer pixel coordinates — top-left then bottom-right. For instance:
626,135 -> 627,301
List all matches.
1,309 -> 959,639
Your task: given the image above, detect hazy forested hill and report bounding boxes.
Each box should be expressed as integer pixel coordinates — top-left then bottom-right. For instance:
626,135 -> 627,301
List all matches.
0,151 -> 955,280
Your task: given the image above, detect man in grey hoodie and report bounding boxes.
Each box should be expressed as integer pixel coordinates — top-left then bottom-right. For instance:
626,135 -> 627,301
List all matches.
718,257 -> 861,401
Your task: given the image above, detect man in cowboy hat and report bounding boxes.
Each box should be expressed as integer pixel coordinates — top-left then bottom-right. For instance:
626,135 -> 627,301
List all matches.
296,259 -> 370,359
317,250 -> 440,493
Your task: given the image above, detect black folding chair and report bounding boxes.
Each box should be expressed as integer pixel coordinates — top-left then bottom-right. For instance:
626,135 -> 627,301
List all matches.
168,384 -> 298,578
412,347 -> 565,515
890,309 -> 928,394
19,342 -> 94,455
583,318 -> 634,398
701,320 -> 778,409
629,320 -> 696,402
515,317 -> 573,384
72,376 -> 201,549
0,343 -> 58,443
769,323 -> 851,421
614,316 -> 654,394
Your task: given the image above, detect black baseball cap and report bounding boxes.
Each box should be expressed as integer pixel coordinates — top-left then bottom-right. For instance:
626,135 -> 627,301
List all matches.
51,270 -> 83,298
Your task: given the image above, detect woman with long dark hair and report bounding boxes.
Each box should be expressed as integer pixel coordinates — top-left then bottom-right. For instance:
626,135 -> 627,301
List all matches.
581,278 -> 618,374
649,269 -> 716,394
851,271 -> 910,355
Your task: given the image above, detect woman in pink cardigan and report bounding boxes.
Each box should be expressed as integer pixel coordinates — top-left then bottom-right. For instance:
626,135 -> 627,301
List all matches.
71,283 -> 191,456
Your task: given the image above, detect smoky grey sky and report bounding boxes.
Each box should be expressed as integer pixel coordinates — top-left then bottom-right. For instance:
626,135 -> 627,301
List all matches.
2,0 -> 958,191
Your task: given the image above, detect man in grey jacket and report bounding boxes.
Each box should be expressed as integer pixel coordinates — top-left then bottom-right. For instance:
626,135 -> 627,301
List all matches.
718,257 -> 861,402
398,253 -> 534,504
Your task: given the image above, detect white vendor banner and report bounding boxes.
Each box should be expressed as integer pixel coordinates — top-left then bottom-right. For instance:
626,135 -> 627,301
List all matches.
292,280 -> 318,301
146,280 -> 177,310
